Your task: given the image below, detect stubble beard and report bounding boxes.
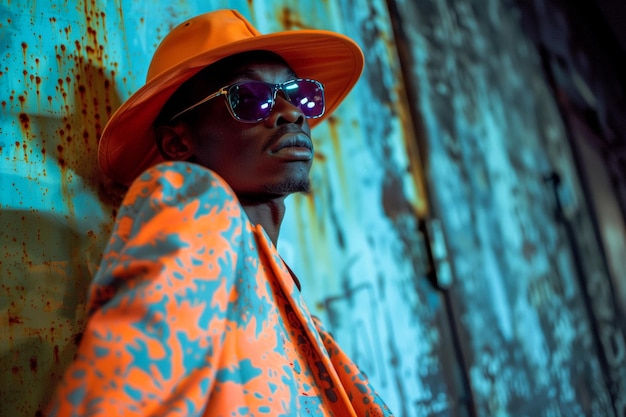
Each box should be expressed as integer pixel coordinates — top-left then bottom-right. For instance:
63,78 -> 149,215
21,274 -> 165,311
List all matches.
264,177 -> 311,196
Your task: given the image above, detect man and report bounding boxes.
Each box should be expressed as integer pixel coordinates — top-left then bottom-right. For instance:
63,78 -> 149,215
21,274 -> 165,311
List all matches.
46,9 -> 394,417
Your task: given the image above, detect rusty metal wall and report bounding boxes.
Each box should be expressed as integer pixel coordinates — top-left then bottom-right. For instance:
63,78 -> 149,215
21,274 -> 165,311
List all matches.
1,1 -> 623,417
1,1 -> 119,415
514,3 -> 626,414
388,0 -> 624,415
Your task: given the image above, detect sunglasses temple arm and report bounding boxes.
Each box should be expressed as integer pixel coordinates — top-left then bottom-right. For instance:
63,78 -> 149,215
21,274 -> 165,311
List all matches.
169,89 -> 226,122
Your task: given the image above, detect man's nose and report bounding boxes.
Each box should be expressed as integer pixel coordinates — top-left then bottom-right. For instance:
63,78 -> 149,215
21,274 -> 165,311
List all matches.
265,93 -> 306,126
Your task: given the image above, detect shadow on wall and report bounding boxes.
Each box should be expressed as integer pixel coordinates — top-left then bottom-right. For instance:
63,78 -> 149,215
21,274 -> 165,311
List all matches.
0,210 -> 93,416
1,57 -> 123,414
52,56 -> 128,206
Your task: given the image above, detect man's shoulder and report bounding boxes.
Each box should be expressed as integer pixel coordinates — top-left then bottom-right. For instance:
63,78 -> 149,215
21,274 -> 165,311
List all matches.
140,161 -> 230,187
123,161 -> 239,208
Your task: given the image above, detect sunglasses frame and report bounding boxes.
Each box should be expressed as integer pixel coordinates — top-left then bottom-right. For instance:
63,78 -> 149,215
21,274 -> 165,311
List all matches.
169,78 -> 325,123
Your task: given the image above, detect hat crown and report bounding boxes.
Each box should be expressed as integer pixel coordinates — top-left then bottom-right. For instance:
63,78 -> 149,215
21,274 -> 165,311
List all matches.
147,10 -> 261,81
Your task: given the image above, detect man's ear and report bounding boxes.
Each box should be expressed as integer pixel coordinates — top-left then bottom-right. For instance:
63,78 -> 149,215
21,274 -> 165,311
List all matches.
155,124 -> 195,161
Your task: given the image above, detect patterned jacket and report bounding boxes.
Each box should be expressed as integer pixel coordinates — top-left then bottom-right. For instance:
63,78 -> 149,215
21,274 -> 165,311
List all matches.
46,161 -> 393,417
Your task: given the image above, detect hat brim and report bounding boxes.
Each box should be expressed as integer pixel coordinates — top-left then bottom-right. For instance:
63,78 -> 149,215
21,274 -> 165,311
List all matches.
98,30 -> 364,186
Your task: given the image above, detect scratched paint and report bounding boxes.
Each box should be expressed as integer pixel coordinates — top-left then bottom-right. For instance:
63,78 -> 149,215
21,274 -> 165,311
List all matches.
0,1 -> 623,417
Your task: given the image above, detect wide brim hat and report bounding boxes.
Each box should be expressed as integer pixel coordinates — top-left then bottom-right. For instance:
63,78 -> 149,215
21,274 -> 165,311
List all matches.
98,9 -> 365,186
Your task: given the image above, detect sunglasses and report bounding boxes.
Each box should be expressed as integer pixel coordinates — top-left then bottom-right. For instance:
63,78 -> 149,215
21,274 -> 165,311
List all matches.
169,78 -> 325,123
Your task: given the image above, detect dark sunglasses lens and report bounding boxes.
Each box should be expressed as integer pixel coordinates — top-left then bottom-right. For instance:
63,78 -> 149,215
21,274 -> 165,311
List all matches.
284,80 -> 325,118
228,82 -> 273,121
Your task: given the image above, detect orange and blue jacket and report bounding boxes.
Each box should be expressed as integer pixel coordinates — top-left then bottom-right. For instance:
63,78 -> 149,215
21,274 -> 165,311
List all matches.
46,161 -> 394,417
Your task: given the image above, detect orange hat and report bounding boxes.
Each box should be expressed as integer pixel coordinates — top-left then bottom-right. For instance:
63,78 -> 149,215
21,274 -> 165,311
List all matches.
98,9 -> 365,186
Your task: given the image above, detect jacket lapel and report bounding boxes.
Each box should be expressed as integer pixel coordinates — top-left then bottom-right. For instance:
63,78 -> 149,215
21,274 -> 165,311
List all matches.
252,224 -> 357,417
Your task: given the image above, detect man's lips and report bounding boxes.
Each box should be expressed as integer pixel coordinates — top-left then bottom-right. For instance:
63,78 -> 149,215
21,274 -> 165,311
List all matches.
270,132 -> 313,152
269,132 -> 314,161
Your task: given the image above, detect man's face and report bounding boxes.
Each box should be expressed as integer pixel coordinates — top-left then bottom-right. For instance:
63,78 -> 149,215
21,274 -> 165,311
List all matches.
182,54 -> 314,202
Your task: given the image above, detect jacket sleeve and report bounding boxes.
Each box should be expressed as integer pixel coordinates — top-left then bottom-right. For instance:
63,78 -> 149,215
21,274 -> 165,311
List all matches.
46,162 -> 245,417
313,316 -> 395,417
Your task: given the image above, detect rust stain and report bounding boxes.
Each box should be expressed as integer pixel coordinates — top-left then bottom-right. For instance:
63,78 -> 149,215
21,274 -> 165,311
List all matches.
278,7 -> 308,30
395,82 -> 429,218
56,141 -> 65,168
17,112 -> 31,163
77,84 -> 86,105
29,357 -> 37,373
104,70 -> 116,117
55,77 -> 69,112
18,113 -> 30,130
313,151 -> 327,163
21,41 -> 27,63
35,75 -> 42,101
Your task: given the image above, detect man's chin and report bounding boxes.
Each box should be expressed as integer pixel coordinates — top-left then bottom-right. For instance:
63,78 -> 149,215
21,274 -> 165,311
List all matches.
265,178 -> 311,196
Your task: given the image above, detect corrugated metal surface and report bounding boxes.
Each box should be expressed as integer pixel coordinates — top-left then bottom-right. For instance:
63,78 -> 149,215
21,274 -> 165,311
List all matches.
1,1 -> 623,417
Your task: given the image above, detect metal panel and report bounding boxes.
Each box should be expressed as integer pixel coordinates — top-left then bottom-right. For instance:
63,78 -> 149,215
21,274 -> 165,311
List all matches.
515,2 -> 626,413
390,0 -> 621,415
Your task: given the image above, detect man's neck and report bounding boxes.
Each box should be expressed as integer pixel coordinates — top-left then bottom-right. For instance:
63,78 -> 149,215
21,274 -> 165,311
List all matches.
240,197 -> 287,246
